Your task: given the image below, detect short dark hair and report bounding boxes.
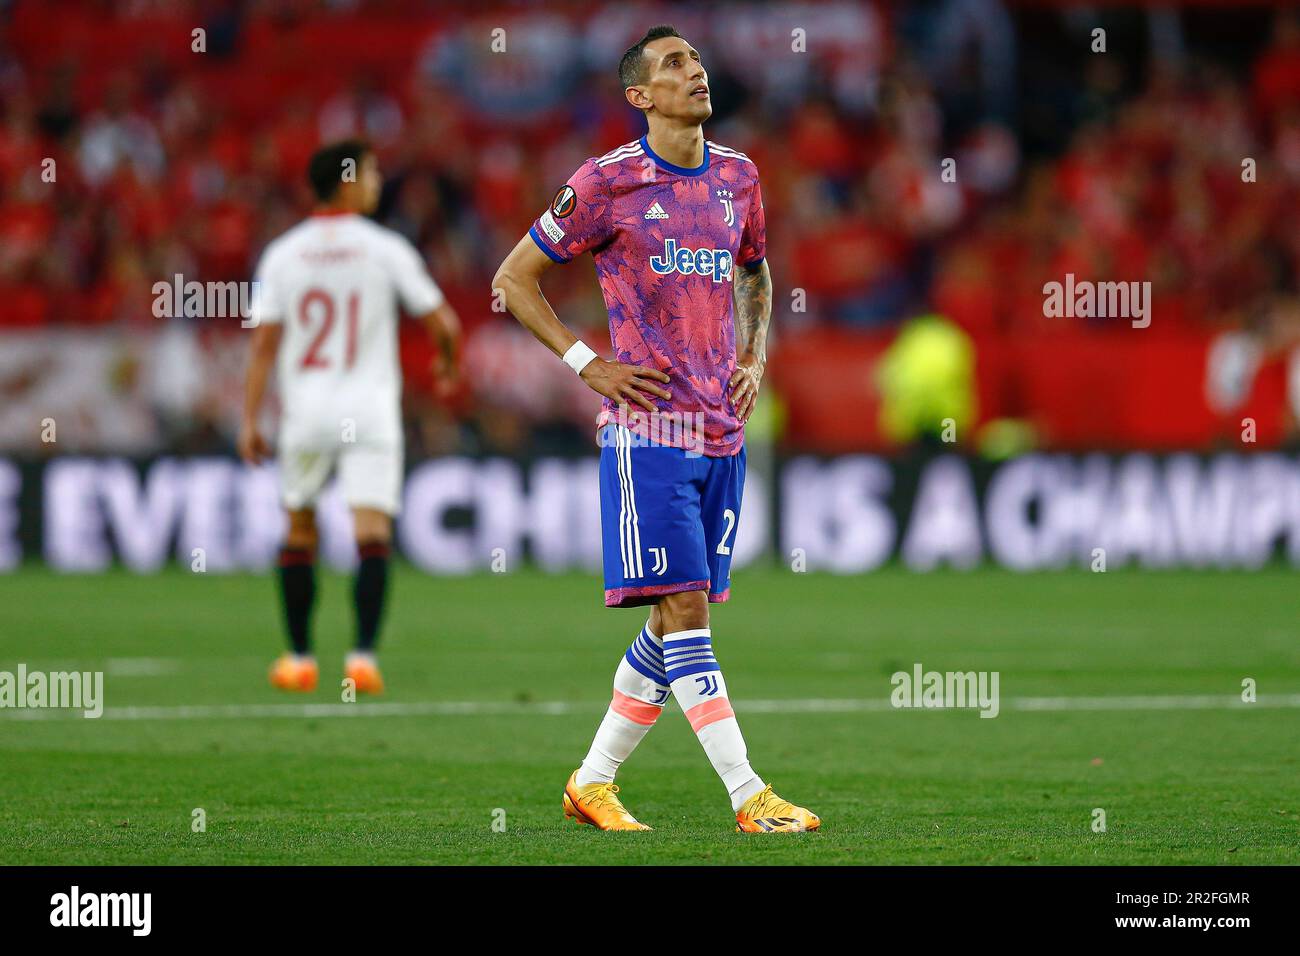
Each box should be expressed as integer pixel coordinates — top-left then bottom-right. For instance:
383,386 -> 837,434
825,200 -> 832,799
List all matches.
307,139 -> 371,202
619,24 -> 683,89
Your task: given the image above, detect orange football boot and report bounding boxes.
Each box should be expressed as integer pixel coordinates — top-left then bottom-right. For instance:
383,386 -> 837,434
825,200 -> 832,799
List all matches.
269,654 -> 318,692
562,771 -> 652,831
344,653 -> 384,694
735,784 -> 821,833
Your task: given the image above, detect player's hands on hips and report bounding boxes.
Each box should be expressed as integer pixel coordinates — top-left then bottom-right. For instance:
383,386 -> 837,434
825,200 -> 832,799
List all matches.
728,356 -> 764,422
237,420 -> 271,464
580,358 -> 671,414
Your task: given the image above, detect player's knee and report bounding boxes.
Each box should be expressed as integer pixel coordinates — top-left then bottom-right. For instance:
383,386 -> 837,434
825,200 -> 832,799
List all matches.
284,510 -> 318,552
658,589 -> 709,632
352,509 -> 392,548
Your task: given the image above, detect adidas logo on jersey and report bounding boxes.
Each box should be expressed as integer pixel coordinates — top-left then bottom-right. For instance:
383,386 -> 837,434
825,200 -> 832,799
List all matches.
644,202 -> 670,220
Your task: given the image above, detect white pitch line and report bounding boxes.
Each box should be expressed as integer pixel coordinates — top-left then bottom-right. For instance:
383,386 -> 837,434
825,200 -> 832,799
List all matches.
0,694 -> 1297,722
0,657 -> 185,677
1007,694 -> 1300,712
104,658 -> 182,677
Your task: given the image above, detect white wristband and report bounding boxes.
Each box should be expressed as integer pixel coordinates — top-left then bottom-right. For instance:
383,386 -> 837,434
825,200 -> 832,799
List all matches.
562,340 -> 598,375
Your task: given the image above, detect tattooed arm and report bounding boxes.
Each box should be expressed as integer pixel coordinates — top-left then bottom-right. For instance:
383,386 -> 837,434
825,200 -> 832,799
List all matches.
728,259 -> 772,422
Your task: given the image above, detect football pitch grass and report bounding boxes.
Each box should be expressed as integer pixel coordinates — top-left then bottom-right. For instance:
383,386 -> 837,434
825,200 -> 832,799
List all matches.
1,564 -> 1297,866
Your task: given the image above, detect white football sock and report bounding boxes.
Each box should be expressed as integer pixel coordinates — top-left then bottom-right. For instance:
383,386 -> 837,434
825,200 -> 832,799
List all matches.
663,628 -> 765,811
576,623 -> 670,787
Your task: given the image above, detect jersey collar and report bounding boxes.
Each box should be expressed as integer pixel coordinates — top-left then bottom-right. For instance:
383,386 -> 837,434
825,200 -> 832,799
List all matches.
640,135 -> 710,177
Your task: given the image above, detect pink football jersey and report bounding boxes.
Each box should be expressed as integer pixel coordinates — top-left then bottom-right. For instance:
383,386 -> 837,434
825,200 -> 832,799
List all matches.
530,136 -> 766,457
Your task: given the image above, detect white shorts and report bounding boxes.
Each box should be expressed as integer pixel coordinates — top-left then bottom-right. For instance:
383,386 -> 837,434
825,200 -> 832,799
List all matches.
278,443 -> 404,515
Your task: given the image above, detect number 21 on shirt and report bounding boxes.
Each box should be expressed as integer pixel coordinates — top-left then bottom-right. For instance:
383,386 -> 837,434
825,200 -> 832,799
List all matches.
298,288 -> 360,370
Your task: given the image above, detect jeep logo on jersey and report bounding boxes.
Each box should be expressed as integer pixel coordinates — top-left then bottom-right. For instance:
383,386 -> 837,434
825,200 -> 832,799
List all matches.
649,238 -> 734,283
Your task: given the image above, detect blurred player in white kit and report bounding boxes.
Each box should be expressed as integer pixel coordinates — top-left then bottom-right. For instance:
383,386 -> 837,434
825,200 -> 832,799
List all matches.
239,139 -> 460,694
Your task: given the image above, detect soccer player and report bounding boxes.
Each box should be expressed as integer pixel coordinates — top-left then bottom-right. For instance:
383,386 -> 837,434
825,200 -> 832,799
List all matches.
493,26 -> 820,833
239,139 -> 461,695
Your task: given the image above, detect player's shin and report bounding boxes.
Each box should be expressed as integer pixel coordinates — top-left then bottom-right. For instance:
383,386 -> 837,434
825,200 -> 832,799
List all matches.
278,547 -> 316,656
663,628 -> 765,811
353,541 -> 390,652
576,622 -> 671,786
